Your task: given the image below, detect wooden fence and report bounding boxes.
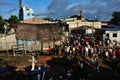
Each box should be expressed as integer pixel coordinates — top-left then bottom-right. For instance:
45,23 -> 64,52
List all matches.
12,44 -> 26,56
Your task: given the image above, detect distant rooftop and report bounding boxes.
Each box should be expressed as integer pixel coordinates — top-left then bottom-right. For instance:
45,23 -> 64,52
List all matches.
20,18 -> 49,23
101,25 -> 120,31
20,18 -> 59,24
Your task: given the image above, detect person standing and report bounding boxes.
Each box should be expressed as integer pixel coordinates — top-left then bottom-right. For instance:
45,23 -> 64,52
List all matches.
85,46 -> 89,57
105,50 -> 109,59
112,49 -> 116,60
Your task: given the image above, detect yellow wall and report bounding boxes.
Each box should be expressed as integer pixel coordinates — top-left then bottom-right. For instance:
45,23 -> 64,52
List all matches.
67,20 -> 101,29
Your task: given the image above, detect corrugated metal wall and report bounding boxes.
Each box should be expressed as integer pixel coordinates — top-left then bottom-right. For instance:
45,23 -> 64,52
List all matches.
17,40 -> 61,51
17,40 -> 40,51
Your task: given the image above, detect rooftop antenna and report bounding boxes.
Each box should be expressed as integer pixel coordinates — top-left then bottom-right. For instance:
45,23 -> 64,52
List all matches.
48,12 -> 52,18
80,10 -> 82,16
78,10 -> 82,16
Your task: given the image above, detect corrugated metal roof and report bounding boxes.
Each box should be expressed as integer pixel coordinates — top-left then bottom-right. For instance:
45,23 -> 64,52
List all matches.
20,18 -> 49,23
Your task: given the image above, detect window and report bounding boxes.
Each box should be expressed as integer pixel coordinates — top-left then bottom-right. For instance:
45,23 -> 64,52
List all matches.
113,33 -> 117,37
32,14 -> 34,16
27,13 -> 30,16
26,7 -> 30,10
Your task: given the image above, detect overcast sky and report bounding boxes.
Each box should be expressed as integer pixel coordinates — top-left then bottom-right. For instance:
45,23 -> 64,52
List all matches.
0,0 -> 120,21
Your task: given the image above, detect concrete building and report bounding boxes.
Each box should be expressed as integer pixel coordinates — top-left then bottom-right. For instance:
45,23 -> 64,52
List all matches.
102,26 -> 120,46
67,20 -> 101,30
61,11 -> 102,31
0,34 -> 17,50
19,6 -> 34,21
19,0 -> 34,21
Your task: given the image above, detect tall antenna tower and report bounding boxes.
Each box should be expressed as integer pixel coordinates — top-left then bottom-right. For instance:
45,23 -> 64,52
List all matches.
19,0 -> 23,8
19,0 -> 34,21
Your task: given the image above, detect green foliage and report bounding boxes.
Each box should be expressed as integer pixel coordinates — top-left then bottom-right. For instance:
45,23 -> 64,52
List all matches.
0,16 -> 3,21
8,15 -> 20,25
111,12 -> 120,24
44,17 -> 53,21
0,22 -> 5,34
0,16 -> 5,34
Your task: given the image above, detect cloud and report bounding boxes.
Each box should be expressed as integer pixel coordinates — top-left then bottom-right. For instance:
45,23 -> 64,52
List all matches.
0,1 -> 13,6
47,0 -> 70,18
47,0 -> 120,21
0,0 -> 18,19
0,1 -> 17,12
1,0 -> 120,21
34,9 -> 49,18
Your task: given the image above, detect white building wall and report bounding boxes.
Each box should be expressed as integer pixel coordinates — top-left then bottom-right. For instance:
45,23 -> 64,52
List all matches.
0,34 -> 17,50
67,20 -> 101,30
106,31 -> 120,42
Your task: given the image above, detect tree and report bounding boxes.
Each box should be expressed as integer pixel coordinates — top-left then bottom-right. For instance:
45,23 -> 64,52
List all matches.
0,22 -> 5,34
0,16 -> 3,21
111,12 -> 120,24
8,15 -> 20,25
0,16 -> 5,34
44,17 -> 53,21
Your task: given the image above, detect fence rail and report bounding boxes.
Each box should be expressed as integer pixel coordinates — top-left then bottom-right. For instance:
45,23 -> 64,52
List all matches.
12,44 -> 26,56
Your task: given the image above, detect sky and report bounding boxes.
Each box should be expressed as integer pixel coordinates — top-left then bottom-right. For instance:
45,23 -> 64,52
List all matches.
0,0 -> 120,21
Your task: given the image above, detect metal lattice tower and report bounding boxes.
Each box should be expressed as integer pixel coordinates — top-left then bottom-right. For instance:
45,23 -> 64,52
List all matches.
19,0 -> 23,8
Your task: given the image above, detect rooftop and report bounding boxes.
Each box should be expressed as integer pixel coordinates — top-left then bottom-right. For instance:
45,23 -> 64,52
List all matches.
101,25 -> 120,31
20,18 -> 50,24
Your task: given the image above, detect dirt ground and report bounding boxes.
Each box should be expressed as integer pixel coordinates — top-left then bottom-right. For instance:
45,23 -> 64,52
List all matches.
0,52 -> 120,80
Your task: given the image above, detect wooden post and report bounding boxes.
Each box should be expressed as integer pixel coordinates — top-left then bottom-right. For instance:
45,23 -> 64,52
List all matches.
12,46 -> 16,56
41,41 -> 43,52
23,44 -> 26,55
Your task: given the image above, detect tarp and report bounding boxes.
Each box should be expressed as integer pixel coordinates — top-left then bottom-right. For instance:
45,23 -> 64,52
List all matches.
0,68 -> 8,73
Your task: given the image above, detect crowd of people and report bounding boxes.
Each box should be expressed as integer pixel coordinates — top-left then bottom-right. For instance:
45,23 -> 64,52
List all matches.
44,33 -> 120,80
